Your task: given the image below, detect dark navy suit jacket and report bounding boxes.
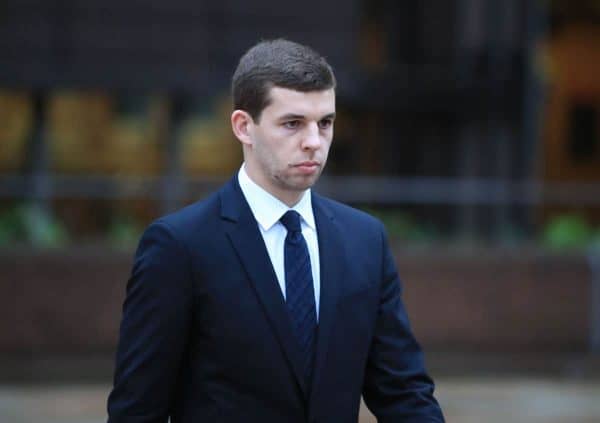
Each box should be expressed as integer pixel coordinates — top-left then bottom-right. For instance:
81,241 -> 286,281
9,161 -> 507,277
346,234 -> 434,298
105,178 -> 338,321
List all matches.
107,176 -> 444,422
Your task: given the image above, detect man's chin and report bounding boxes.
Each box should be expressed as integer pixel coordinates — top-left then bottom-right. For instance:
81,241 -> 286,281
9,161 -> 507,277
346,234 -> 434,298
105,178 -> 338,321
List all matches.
280,180 -> 316,194
294,175 -> 320,190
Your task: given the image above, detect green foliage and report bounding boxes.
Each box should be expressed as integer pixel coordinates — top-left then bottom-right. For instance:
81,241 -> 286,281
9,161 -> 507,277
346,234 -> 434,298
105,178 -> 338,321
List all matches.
0,203 -> 68,248
590,228 -> 600,252
108,215 -> 142,250
0,207 -> 21,245
541,214 -> 595,250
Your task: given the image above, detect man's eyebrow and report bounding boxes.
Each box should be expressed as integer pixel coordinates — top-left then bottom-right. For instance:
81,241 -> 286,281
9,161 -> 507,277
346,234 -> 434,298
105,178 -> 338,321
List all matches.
278,113 -> 306,120
277,112 -> 336,121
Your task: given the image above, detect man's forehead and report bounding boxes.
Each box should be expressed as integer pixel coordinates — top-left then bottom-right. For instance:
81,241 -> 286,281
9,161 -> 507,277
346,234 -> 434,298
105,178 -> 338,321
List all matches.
266,86 -> 335,115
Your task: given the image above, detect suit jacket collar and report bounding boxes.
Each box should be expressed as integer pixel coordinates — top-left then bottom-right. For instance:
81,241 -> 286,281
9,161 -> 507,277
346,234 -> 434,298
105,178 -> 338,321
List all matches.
308,192 -> 347,416
219,177 -> 346,406
220,177 -> 307,397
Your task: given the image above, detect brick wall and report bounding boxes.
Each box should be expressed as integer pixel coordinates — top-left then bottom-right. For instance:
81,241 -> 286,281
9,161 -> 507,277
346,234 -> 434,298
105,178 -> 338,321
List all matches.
0,247 -> 592,354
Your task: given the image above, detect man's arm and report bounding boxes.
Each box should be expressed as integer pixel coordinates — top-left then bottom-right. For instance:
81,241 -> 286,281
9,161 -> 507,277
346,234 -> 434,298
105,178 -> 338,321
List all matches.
362,224 -> 445,422
107,221 -> 193,423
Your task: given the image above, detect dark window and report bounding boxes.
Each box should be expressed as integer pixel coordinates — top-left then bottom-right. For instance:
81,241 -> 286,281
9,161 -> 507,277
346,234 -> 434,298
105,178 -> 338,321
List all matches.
568,102 -> 598,161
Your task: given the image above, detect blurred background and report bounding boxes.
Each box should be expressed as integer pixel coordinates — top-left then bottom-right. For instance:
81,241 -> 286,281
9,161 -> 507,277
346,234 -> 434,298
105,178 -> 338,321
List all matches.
1,0 -> 600,421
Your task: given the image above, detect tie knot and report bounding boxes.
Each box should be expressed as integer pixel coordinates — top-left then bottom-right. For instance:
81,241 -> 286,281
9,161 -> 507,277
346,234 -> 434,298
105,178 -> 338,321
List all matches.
280,210 -> 302,233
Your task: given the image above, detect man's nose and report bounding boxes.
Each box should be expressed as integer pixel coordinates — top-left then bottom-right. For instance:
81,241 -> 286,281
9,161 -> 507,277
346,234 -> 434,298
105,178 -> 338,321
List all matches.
302,122 -> 321,150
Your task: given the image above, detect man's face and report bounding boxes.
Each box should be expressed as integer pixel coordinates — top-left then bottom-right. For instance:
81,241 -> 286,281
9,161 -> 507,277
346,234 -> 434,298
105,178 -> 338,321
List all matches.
243,86 -> 335,205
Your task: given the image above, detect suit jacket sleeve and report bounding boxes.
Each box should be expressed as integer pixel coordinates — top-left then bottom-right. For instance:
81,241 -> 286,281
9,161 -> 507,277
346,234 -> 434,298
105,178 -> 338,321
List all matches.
107,220 -> 193,423
362,223 -> 445,422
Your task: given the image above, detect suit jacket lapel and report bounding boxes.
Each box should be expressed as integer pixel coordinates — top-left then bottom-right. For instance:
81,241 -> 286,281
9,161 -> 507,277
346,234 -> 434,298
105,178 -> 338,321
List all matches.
309,194 -> 346,410
219,177 -> 308,396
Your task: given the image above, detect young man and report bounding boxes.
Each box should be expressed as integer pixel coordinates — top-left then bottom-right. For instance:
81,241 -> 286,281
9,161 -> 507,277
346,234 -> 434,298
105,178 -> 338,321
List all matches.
107,39 -> 444,422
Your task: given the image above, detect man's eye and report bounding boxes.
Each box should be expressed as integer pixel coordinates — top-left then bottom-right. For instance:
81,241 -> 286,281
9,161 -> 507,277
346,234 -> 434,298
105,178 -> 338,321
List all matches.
318,119 -> 333,129
283,120 -> 300,129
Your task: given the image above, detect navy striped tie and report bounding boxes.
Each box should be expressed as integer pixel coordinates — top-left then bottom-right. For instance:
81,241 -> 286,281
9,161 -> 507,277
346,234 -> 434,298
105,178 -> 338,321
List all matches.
280,210 -> 317,391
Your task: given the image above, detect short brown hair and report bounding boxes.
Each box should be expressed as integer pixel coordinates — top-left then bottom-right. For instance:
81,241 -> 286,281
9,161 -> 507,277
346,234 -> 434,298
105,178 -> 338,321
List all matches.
232,39 -> 336,121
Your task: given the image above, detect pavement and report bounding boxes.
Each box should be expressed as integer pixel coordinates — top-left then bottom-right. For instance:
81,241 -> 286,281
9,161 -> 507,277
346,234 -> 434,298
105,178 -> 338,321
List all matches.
2,377 -> 600,423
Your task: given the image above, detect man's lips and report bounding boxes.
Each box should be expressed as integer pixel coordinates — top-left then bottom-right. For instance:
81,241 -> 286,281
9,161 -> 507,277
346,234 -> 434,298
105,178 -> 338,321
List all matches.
292,161 -> 320,174
294,161 -> 319,167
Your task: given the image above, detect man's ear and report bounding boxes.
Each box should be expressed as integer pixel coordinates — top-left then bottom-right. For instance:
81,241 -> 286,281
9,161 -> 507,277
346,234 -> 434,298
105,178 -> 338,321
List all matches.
231,110 -> 254,147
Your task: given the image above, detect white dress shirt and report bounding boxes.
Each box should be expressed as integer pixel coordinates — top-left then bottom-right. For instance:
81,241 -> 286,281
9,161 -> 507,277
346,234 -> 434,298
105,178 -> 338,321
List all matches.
237,164 -> 320,319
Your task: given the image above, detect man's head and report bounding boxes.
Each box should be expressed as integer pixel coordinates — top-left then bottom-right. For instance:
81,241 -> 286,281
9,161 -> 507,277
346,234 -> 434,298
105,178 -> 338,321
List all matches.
231,39 -> 337,206
232,39 -> 336,122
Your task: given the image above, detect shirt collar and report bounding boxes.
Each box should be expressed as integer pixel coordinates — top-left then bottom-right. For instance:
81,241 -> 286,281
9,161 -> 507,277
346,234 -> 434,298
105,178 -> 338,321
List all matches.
237,164 -> 315,231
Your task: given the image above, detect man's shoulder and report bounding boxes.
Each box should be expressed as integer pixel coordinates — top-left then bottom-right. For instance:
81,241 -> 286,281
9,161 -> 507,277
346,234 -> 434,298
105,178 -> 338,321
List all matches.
145,180 -> 233,241
161,191 -> 220,226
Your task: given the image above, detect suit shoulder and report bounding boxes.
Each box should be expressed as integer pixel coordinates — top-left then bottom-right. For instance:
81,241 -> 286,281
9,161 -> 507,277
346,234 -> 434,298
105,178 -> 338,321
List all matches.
147,190 -> 221,240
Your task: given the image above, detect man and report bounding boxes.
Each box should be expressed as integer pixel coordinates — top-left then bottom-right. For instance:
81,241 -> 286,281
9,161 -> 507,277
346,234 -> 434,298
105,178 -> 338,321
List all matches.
107,39 -> 444,422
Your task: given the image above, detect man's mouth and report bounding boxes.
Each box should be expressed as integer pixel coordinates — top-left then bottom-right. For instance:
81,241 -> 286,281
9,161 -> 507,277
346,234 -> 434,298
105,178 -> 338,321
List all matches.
292,161 -> 320,174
